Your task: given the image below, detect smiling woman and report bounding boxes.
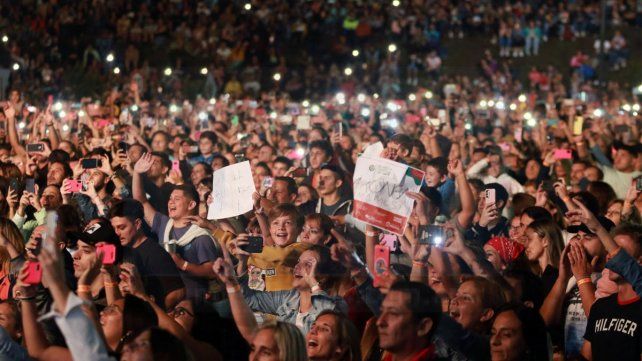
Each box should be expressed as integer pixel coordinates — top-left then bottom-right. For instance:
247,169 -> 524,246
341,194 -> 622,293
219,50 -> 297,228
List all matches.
249,321 -> 307,361
306,310 -> 361,361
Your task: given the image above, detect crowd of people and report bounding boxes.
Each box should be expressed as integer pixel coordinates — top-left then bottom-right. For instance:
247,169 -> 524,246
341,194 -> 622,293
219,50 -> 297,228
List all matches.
0,1 -> 640,361
0,58 -> 637,360
1,0 -> 640,101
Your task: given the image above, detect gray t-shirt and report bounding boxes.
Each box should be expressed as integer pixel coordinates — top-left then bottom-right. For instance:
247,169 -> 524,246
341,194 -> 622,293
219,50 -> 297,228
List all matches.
152,212 -> 220,304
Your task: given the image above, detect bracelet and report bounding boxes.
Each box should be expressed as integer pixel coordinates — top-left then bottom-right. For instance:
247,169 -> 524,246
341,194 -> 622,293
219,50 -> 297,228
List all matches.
104,281 -> 117,288
17,296 -> 35,302
577,277 -> 592,287
412,260 -> 427,268
77,285 -> 91,293
181,261 -> 189,271
226,284 -> 240,294
365,231 -> 380,238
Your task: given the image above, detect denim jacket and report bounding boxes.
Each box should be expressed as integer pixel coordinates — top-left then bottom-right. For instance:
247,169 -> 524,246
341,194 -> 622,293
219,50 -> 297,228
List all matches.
605,248 -> 642,297
241,277 -> 347,334
41,293 -> 115,361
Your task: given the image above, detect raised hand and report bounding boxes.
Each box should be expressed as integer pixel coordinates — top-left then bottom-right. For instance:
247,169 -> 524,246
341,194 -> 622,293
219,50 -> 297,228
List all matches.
212,258 -> 237,286
478,201 -> 499,228
566,198 -> 601,233
134,152 -> 154,174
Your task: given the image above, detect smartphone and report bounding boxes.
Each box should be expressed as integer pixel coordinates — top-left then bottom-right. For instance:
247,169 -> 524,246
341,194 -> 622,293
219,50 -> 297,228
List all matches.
573,116 -> 584,136
67,180 -> 82,193
292,167 -> 307,177
96,244 -> 117,265
485,189 -> 496,205
262,177 -> 273,189
514,127 -> 523,143
424,225 -> 445,247
24,261 -> 42,285
25,178 -> 35,193
636,177 -> 642,192
373,245 -> 390,288
9,178 -> 19,191
172,160 -> 180,173
553,149 -> 573,160
241,236 -> 264,254
333,122 -> 343,138
26,143 -> 44,153
0,121 -> 5,131
31,232 -> 44,256
498,142 -> 510,152
189,145 -> 199,153
118,141 -> 129,153
81,158 -> 102,169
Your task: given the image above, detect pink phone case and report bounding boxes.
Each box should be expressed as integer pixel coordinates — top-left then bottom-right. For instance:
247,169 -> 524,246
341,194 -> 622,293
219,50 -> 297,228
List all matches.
24,261 -> 42,285
97,244 -> 116,265
68,180 -> 82,193
485,189 -> 496,204
172,160 -> 180,172
554,149 -> 572,160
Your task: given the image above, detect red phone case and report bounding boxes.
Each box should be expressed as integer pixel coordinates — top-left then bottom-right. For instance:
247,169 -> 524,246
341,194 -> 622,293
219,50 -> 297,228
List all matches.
24,261 -> 42,285
373,245 -> 390,288
97,244 -> 116,265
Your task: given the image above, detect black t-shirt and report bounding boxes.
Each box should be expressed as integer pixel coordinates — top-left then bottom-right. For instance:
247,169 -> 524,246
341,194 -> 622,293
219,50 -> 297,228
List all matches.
584,293 -> 642,361
133,238 -> 185,309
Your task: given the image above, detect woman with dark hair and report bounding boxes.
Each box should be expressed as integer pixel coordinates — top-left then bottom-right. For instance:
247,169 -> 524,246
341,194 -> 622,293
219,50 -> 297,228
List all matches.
490,304 -> 550,361
120,327 -> 191,361
101,295 -> 159,353
306,310 -> 361,361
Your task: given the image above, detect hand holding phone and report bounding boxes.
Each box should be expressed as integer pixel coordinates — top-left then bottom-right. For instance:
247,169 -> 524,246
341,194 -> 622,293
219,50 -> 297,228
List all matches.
172,160 -> 181,173
241,236 -> 264,254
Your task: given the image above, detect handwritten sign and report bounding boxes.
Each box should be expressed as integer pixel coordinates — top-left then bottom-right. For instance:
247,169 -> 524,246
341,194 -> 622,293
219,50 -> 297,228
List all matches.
352,156 -> 425,235
208,161 -> 256,220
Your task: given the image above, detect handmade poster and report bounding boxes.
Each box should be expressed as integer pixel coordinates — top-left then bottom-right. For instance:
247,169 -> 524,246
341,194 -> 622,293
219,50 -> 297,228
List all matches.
352,156 -> 425,235
208,161 -> 256,219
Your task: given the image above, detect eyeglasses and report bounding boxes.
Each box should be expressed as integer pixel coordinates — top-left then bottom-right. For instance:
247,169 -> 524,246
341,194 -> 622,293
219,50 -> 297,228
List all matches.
171,306 -> 194,318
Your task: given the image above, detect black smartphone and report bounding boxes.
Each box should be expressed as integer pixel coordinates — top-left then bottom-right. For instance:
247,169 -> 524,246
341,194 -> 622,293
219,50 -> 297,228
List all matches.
25,178 -> 35,193
636,177 -> 642,192
241,236 -> 264,254
9,178 -> 19,191
234,153 -> 246,163
81,159 -> 102,169
26,143 -> 44,153
118,141 -> 129,153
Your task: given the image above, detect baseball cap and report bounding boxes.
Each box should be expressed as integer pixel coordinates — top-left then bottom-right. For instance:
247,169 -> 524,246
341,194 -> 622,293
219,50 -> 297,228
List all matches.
76,219 -> 120,247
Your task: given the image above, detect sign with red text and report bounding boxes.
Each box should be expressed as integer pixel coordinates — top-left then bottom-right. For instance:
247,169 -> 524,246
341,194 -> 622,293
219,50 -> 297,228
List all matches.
352,156 -> 425,235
